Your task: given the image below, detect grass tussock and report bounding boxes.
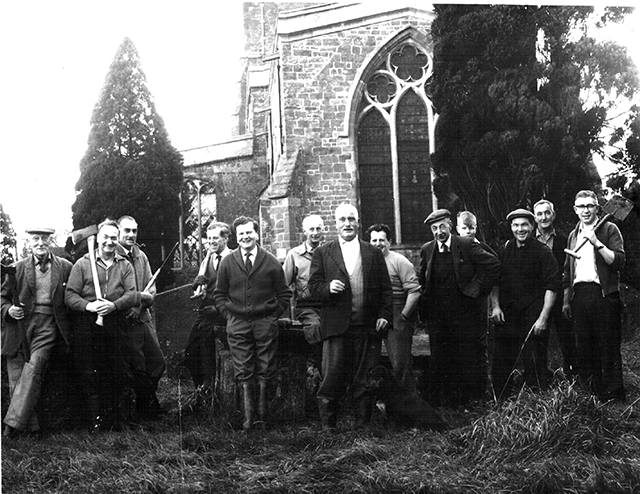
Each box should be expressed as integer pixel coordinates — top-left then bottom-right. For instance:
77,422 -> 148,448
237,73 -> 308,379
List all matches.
3,331 -> 640,493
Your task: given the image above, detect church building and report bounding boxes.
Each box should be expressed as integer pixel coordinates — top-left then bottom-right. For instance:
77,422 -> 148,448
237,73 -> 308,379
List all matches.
181,2 -> 438,263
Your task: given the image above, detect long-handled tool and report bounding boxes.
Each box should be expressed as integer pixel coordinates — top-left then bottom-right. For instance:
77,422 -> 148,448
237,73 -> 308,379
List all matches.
190,249 -> 212,299
143,241 -> 180,292
564,194 -> 634,259
87,235 -> 104,326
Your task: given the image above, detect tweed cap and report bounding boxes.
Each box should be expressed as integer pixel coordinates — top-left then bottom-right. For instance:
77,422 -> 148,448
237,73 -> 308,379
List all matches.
424,209 -> 452,226
25,227 -> 55,235
506,208 -> 535,223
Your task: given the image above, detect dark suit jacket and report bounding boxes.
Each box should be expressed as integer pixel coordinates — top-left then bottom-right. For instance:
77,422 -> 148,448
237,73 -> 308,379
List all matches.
308,239 -> 393,339
214,246 -> 291,321
1,254 -> 73,356
419,235 -> 500,313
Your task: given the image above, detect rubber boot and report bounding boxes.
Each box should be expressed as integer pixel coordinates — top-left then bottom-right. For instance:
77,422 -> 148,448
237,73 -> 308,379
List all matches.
257,381 -> 268,430
241,382 -> 255,432
317,397 -> 338,431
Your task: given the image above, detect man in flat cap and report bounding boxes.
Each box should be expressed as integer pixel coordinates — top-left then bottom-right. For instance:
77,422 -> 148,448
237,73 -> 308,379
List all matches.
419,209 -> 500,406
1,227 -> 73,438
490,208 -> 561,399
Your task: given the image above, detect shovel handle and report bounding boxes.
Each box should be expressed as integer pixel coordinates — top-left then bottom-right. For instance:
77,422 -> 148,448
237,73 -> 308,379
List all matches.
563,213 -> 612,259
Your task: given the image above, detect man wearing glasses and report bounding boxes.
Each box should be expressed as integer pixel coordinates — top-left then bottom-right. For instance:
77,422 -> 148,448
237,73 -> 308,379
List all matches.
563,190 -> 626,402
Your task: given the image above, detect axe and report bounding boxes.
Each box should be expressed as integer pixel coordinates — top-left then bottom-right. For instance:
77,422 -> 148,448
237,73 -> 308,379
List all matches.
564,194 -> 634,259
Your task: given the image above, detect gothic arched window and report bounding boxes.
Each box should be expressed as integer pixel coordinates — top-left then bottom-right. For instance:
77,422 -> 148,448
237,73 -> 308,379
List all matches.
357,43 -> 436,245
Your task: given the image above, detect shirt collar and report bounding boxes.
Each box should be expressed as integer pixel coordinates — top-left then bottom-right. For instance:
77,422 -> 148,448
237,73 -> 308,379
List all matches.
242,246 -> 258,259
535,228 -> 556,240
439,236 -> 452,251
34,253 -> 50,265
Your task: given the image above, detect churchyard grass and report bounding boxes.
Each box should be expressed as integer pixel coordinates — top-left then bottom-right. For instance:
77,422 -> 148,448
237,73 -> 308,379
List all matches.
2,327 -> 640,493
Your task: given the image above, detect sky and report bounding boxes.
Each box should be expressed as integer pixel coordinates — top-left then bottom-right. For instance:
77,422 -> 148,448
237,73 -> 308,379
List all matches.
0,2 -> 638,252
0,1 -> 244,247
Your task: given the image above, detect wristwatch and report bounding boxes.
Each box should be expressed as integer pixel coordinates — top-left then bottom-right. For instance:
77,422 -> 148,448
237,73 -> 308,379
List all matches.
596,244 -> 605,250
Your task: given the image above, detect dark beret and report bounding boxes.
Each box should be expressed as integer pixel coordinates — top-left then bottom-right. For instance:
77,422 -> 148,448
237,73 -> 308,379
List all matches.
424,209 -> 452,226
506,208 -> 535,223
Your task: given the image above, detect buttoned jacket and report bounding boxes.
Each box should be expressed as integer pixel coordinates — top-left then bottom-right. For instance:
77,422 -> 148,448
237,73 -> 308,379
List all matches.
116,243 -> 156,323
419,234 -> 500,302
308,239 -> 393,338
214,246 -> 291,321
1,254 -> 73,356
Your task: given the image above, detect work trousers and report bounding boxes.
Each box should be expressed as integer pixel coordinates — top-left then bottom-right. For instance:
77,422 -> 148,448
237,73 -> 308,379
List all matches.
428,298 -> 484,406
226,314 -> 278,385
184,310 -> 226,389
385,303 -> 416,393
73,312 -> 133,424
492,303 -> 550,399
4,313 -> 58,431
317,325 -> 382,404
127,319 -> 166,404
571,282 -> 625,401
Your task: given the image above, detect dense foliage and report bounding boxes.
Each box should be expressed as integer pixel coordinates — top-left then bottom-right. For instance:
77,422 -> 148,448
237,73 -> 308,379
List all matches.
0,204 -> 16,265
430,5 -> 638,243
72,38 -> 183,285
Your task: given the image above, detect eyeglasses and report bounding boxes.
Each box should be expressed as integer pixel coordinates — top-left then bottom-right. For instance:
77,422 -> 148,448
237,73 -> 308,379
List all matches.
574,204 -> 597,210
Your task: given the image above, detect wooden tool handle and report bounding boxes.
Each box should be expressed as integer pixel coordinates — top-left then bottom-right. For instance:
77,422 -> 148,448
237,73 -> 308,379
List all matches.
87,235 -> 104,326
564,213 -> 612,259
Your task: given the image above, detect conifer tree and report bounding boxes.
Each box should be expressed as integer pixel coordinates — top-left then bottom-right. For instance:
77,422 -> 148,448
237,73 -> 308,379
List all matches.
72,37 -> 183,283
0,204 -> 17,264
430,5 -> 638,243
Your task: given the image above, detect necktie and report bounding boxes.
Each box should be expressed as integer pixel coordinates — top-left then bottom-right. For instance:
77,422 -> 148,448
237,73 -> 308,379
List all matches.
245,252 -> 253,272
215,254 -> 222,270
441,244 -> 449,253
38,259 -> 49,273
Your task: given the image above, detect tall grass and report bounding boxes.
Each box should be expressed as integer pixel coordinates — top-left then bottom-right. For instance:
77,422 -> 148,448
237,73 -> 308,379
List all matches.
3,376 -> 639,494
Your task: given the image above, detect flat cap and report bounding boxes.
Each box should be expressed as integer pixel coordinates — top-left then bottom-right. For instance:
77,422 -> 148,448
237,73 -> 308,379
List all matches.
506,208 -> 535,223
25,227 -> 55,235
424,209 -> 452,226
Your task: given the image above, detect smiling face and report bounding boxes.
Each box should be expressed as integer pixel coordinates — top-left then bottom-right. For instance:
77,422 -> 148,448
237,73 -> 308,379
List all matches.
303,217 -> 324,248
335,205 -> 359,242
534,202 -> 555,232
98,224 -> 119,259
236,222 -> 259,253
430,219 -> 452,244
118,217 -> 138,249
29,233 -> 51,259
511,217 -> 534,246
206,227 -> 228,255
369,230 -> 391,256
573,196 -> 599,227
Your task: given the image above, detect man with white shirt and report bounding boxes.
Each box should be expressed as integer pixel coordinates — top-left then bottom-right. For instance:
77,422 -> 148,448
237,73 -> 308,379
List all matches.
309,204 -> 392,430
185,222 -> 232,394
214,216 -> 291,431
563,190 -> 626,401
419,209 -> 500,406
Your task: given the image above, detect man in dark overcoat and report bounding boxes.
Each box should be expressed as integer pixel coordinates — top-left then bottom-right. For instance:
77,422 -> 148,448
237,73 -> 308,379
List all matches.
419,209 -> 500,406
309,203 -> 393,430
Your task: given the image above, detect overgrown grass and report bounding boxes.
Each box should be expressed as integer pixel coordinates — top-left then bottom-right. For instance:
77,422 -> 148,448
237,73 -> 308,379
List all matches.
3,377 -> 639,494
3,331 -> 640,493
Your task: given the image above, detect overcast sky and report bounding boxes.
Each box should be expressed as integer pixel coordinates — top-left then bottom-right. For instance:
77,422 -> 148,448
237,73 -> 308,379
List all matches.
0,2 -> 638,251
0,1 -> 244,243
